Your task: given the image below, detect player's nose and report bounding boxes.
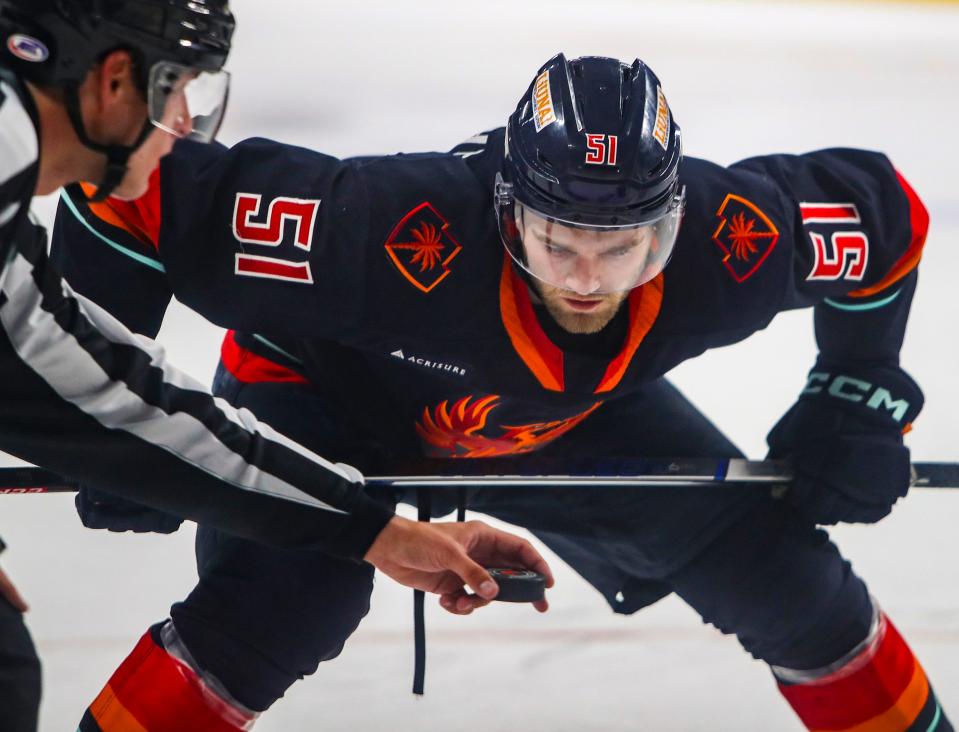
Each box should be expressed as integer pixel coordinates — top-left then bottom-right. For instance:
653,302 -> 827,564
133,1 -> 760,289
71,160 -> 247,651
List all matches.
563,257 -> 603,296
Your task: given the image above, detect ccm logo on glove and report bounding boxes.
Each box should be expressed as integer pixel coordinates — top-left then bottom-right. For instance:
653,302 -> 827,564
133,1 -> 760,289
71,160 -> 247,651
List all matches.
801,372 -> 911,424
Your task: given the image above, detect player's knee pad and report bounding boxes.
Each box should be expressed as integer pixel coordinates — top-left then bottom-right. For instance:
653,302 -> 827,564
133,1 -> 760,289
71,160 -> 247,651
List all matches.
774,602 -> 952,732
78,621 -> 258,732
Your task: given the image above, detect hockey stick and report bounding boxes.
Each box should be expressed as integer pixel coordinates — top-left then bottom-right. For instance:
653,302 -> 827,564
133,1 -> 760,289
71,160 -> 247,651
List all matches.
0,458 -> 956,493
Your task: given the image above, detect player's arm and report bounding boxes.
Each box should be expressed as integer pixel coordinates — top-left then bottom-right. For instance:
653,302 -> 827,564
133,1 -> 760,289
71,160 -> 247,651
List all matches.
745,149 -> 929,524
46,143 -> 552,600
49,140 -> 366,532
758,149 -> 926,366
3,220 -> 552,602
52,172 -> 172,337
51,172 -> 188,533
53,137 -> 373,341
2,217 -> 394,556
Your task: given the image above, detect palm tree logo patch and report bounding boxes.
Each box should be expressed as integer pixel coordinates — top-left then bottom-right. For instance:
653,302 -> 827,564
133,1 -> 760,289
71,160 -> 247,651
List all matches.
711,194 -> 780,282
385,202 -> 463,293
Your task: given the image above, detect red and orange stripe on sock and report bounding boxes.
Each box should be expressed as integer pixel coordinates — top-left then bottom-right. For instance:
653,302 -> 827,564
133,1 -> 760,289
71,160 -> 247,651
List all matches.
78,626 -> 254,732
779,614 -> 947,732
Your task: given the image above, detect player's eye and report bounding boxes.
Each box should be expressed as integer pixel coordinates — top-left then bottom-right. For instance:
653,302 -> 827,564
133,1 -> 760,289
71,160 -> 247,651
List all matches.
544,243 -> 572,257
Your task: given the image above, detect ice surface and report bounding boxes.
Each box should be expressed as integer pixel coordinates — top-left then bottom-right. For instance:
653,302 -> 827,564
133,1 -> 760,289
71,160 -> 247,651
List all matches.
4,1 -> 959,729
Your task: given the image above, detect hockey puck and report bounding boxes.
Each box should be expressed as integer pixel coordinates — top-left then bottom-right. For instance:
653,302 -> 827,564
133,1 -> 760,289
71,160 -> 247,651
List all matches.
487,568 -> 546,603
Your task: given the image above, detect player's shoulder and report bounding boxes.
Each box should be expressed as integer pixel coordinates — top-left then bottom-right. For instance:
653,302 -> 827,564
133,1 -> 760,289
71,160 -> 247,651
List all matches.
656,155 -> 795,334
341,129 -> 503,241
732,147 -> 894,183
655,148 -> 904,334
163,136 -> 345,186
347,127 -> 505,186
449,127 -> 506,175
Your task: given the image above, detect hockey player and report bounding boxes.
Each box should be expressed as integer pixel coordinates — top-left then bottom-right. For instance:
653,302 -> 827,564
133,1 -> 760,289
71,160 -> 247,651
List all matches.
54,53 -> 947,730
0,2 -> 553,726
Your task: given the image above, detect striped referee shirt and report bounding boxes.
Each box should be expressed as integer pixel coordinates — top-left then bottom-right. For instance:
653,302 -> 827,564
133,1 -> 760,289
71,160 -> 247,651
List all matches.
0,67 -> 392,557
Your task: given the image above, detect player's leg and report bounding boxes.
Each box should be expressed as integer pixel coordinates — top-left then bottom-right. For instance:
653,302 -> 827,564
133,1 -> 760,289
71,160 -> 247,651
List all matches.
469,377 -> 761,611
471,378 -> 950,726
0,592 -> 41,732
78,549 -> 376,732
78,368 -> 390,731
667,497 -> 951,730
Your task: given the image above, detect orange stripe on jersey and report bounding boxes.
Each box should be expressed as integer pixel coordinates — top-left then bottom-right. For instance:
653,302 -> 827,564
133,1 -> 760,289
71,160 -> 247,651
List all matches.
80,167 -> 163,250
849,170 -> 929,298
594,274 -> 664,394
499,257 -> 564,392
88,629 -> 252,732
220,331 -> 307,384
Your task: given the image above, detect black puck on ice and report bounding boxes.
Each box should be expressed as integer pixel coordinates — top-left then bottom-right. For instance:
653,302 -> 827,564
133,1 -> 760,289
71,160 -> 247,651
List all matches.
487,568 -> 546,603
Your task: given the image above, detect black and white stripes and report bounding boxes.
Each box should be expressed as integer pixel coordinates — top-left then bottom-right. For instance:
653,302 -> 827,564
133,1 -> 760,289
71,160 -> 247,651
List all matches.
1,245 -> 351,512
0,76 -> 38,257
0,69 -> 393,556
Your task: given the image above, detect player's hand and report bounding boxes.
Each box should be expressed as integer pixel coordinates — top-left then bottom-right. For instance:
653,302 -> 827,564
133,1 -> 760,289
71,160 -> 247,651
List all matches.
0,567 -> 28,613
364,516 -> 553,615
767,362 -> 922,525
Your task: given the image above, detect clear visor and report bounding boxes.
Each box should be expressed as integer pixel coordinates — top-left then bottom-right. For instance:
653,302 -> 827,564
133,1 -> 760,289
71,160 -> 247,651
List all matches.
496,186 -> 686,296
147,61 -> 231,143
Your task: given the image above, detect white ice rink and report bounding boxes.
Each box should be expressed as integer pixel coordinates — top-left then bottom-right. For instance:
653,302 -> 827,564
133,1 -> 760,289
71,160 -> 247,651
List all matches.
3,0 -> 959,729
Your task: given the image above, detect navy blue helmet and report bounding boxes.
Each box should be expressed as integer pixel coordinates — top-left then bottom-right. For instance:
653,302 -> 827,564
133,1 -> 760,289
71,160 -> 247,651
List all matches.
496,54 -> 685,295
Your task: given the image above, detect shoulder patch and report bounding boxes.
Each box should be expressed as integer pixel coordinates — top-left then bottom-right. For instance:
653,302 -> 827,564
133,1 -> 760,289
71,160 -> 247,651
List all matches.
384,202 -> 462,293
711,194 -> 780,282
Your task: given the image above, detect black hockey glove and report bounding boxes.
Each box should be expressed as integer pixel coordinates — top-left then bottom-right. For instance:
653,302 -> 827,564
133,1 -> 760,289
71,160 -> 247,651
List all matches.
75,486 -> 184,534
766,362 -> 922,525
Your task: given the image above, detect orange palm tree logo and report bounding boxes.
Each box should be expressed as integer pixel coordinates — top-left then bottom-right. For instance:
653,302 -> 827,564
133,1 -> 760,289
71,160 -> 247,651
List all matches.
384,203 -> 463,293
391,221 -> 445,272
711,193 -> 780,283
726,211 -> 770,261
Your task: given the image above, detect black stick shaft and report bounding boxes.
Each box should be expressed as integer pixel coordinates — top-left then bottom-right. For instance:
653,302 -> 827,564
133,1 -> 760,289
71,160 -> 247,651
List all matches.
0,459 -> 957,493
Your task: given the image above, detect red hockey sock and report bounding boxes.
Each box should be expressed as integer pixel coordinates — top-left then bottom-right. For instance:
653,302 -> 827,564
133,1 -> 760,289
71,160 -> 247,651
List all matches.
776,612 -> 950,732
78,623 -> 257,732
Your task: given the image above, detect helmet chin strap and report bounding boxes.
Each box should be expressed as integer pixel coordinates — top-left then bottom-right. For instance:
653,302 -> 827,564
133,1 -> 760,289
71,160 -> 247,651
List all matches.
64,84 -> 155,202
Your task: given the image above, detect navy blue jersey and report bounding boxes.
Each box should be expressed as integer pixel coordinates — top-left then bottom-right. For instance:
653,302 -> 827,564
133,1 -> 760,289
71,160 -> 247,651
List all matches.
52,129 -> 928,459
0,66 -> 392,557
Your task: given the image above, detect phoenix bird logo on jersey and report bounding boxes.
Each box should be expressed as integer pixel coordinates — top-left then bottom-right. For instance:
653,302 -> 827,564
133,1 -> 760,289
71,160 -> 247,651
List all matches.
712,194 -> 780,282
385,202 -> 463,293
416,395 -> 602,458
